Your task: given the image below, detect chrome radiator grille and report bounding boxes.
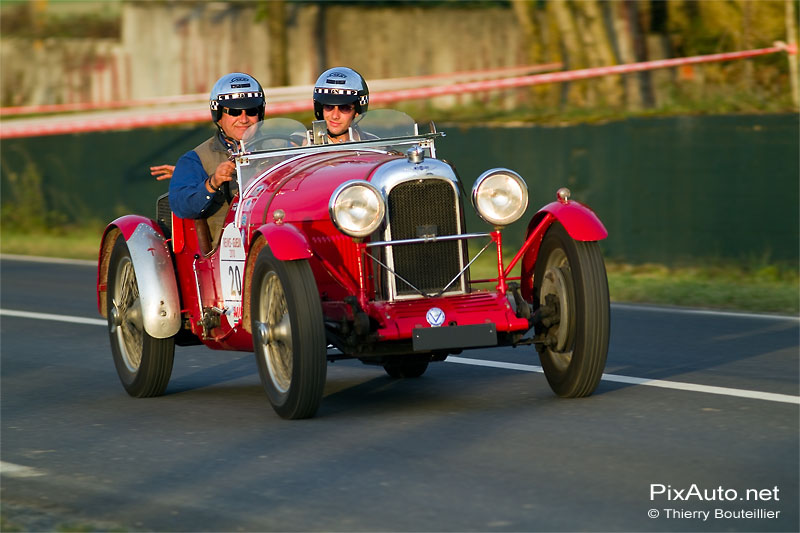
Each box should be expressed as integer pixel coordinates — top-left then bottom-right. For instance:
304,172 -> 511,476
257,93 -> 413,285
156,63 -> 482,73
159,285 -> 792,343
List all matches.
385,179 -> 463,297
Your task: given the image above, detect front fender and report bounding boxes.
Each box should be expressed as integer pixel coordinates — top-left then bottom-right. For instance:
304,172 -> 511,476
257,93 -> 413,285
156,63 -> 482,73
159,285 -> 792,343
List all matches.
517,200 -> 607,302
97,216 -> 181,339
240,223 -> 312,335
255,222 -> 313,260
532,199 -> 608,241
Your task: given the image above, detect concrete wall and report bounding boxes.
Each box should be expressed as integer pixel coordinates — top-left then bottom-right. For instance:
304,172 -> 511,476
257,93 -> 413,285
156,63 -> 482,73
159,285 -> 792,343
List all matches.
0,37 -> 129,107
1,2 -> 524,107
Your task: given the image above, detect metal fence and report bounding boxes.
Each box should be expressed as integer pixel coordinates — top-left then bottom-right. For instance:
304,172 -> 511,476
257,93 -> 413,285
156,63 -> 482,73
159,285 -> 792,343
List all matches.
1,114 -> 797,265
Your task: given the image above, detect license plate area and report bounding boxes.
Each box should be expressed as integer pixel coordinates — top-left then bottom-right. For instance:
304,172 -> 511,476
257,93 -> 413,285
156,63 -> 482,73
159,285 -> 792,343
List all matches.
412,323 -> 497,352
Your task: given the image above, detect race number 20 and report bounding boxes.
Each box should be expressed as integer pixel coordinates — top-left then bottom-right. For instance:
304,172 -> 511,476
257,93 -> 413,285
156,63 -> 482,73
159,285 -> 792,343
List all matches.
220,224 -> 246,327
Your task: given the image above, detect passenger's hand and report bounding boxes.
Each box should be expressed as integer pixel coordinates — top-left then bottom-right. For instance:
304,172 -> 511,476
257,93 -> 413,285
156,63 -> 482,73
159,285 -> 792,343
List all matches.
208,161 -> 236,192
150,164 -> 175,181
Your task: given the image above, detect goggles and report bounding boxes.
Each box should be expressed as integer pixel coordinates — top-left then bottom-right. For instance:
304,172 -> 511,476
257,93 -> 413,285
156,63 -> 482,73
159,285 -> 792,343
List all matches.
223,106 -> 260,117
323,104 -> 355,114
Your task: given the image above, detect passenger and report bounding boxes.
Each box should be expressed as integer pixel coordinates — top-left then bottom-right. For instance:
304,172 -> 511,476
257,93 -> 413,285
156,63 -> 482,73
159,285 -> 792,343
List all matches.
168,73 -> 265,237
312,67 -> 370,143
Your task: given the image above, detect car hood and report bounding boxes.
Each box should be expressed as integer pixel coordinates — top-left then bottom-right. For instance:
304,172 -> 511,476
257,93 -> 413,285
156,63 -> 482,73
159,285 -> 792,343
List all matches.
250,150 -> 401,224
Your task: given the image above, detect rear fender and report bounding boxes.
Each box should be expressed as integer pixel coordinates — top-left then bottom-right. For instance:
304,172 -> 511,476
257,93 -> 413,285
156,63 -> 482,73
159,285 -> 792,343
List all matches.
97,215 -> 181,339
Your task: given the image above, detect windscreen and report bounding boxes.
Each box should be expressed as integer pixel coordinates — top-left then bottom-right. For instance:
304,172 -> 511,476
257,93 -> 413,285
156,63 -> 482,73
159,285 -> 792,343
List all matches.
236,110 -> 424,195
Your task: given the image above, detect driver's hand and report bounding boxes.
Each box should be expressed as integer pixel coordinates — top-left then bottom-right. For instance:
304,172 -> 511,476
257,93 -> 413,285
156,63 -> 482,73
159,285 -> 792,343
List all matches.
150,164 -> 175,181
208,160 -> 236,191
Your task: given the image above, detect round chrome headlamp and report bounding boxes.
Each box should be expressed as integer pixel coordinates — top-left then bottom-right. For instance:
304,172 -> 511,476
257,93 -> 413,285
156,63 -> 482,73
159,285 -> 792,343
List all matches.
471,168 -> 529,227
329,180 -> 386,238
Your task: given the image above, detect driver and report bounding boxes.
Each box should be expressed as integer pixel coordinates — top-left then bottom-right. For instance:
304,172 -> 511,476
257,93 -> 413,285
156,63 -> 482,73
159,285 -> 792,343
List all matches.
168,72 -> 265,236
312,67 -> 370,143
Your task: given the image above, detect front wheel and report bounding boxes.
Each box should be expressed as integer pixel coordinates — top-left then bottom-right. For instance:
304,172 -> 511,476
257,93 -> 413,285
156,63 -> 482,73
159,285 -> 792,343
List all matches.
107,236 -> 175,397
251,246 -> 326,419
532,223 -> 609,397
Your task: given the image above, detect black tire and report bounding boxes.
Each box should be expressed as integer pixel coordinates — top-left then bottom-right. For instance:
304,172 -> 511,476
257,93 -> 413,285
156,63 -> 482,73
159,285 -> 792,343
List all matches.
251,247 -> 326,419
107,236 -> 175,397
383,355 -> 430,379
532,222 -> 609,397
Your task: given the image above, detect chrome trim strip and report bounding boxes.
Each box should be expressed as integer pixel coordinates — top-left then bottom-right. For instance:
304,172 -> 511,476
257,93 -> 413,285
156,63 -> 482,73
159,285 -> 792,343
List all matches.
365,232 -> 490,248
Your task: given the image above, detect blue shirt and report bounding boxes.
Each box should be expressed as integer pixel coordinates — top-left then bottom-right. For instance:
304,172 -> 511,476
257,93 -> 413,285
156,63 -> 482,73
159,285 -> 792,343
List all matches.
169,134 -> 235,219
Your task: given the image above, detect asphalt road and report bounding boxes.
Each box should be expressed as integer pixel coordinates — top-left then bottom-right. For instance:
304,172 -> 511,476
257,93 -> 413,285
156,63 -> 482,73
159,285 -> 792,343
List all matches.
1,256 -> 798,532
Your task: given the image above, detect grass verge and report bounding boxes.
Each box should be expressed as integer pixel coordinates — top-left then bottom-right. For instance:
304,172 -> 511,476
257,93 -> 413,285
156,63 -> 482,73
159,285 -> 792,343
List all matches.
1,226 -> 104,261
604,262 -> 798,314
2,228 -> 797,315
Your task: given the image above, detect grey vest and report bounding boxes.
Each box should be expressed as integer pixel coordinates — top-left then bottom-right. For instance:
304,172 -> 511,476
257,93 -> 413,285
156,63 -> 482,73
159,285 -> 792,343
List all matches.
194,135 -> 234,241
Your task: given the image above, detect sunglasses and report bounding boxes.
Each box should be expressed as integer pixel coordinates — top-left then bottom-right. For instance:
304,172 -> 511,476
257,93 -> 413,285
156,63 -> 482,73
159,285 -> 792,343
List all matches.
222,106 -> 260,117
323,104 -> 355,113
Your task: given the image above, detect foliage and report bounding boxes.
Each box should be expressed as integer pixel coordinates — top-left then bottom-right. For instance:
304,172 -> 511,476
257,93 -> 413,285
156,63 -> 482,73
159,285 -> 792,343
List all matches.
274,0 -> 511,6
1,144 -> 108,231
511,0 -> 797,112
667,0 -> 787,55
0,151 -> 60,231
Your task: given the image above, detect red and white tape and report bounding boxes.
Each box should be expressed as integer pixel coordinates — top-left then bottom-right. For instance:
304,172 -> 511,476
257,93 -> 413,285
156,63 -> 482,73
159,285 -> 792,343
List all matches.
371,43 -> 797,103
0,62 -> 562,118
0,44 -> 794,139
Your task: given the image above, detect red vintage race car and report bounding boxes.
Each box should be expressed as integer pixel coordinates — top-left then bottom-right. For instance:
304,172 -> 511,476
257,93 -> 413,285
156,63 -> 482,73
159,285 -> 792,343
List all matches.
96,110 -> 609,419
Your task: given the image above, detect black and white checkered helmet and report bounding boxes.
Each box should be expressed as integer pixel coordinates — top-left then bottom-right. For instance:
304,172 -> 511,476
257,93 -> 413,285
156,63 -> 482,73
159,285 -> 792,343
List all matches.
209,72 -> 265,122
313,67 -> 369,120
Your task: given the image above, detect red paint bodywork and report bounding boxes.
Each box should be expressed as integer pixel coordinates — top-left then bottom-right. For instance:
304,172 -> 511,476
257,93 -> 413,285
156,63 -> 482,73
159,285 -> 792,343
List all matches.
538,199 -> 607,241
517,200 -> 607,301
97,138 -> 607,358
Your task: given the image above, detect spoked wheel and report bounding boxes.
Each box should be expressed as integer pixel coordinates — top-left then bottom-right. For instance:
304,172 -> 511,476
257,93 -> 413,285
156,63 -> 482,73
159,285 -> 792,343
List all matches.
383,355 -> 430,379
251,246 -> 326,419
107,236 -> 174,397
532,222 -> 609,397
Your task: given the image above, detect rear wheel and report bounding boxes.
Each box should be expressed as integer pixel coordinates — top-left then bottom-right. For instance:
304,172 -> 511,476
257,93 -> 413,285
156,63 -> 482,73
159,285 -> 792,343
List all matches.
251,247 -> 326,419
533,223 -> 609,397
383,355 -> 430,378
107,236 -> 174,397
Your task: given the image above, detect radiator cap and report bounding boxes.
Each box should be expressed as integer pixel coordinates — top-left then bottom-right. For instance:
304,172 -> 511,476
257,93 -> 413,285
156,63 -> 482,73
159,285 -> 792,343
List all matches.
407,146 -> 424,164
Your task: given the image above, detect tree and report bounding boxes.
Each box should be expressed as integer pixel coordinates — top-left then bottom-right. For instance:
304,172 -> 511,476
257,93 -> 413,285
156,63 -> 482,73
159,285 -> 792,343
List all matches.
573,0 -> 623,107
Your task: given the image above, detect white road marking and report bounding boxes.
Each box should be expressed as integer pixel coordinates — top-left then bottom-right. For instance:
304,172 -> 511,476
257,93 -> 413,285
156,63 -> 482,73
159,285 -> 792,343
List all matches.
611,302 -> 800,322
595,371 -> 800,404
0,253 -> 95,266
0,309 -> 107,326
0,461 -> 45,478
2,307 -> 798,405
447,356 -> 800,405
